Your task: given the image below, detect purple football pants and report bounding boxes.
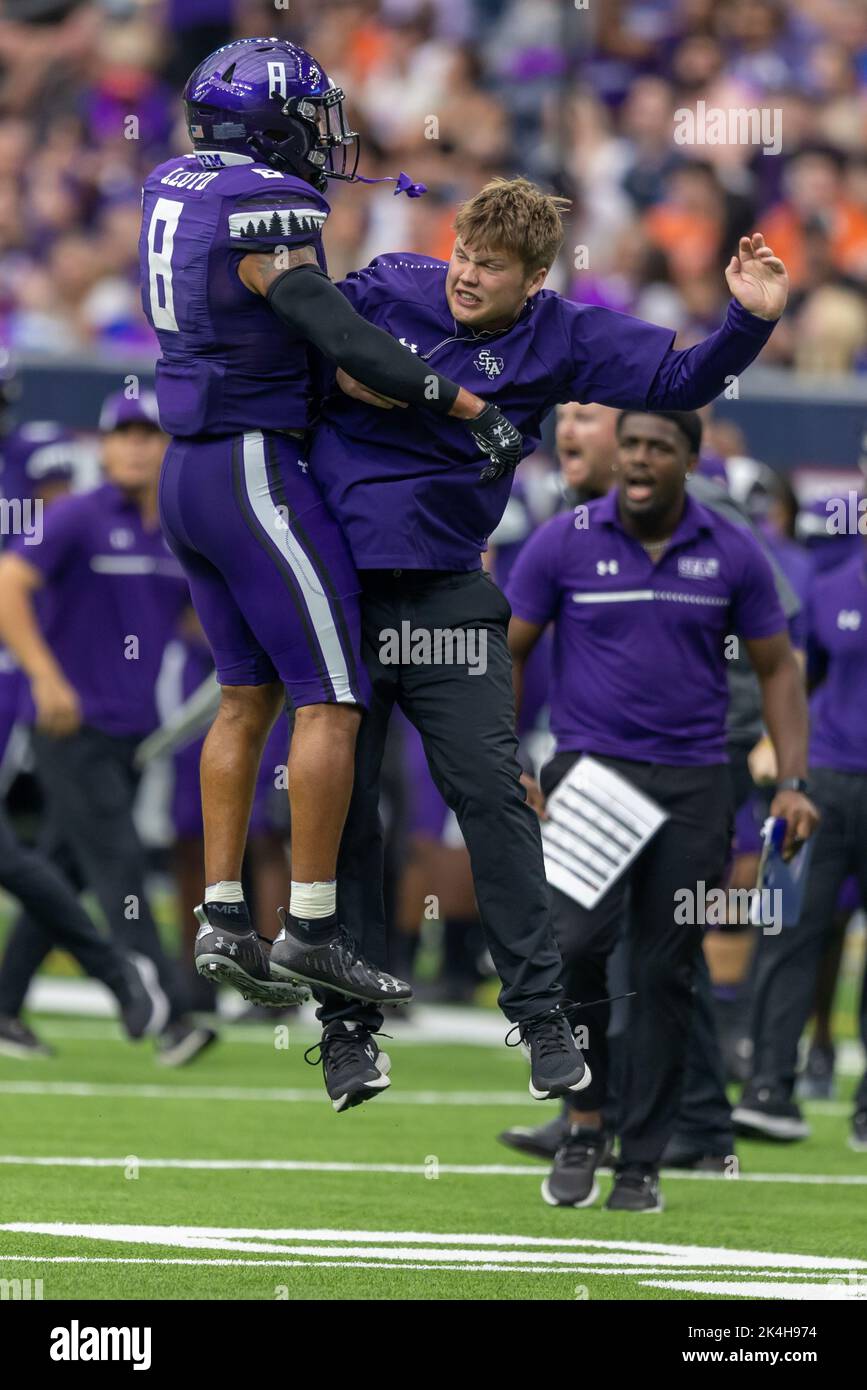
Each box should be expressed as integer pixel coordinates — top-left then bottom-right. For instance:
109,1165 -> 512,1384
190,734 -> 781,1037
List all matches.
159,430 -> 368,709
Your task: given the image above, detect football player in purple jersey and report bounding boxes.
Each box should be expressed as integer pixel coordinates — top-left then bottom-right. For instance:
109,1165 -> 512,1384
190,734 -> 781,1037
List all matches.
139,38 -> 522,1022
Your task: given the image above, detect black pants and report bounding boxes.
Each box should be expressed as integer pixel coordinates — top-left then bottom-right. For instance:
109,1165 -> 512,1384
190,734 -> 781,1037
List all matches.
602,947 -> 733,1155
750,765 -> 867,1109
0,802 -> 132,1011
0,727 -> 184,1020
319,568 -> 563,1028
541,751 -> 733,1166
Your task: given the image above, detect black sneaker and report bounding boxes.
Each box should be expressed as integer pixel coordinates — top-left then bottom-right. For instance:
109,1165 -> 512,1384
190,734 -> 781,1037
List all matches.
506,1005 -> 591,1101
117,954 -> 170,1041
157,1019 -> 219,1068
305,1020 -> 391,1113
541,1126 -> 606,1208
732,1084 -> 810,1140
269,911 -> 412,1005
499,1112 -> 572,1160
0,1015 -> 52,1059
849,1111 -> 867,1153
660,1137 -> 733,1172
194,904 -> 309,1008
797,1041 -> 836,1101
606,1165 -> 664,1212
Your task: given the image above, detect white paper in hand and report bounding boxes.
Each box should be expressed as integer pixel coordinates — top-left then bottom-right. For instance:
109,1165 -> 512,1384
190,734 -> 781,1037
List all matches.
541,756 -> 668,909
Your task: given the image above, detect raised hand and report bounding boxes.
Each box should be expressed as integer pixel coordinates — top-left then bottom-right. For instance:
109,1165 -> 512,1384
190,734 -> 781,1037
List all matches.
725,233 -> 789,322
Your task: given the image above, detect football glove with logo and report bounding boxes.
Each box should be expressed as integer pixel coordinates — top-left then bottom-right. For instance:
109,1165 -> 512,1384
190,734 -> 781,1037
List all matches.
468,403 -> 524,482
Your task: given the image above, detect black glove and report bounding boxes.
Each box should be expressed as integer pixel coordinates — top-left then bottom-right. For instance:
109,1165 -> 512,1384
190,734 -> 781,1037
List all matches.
466,402 -> 523,482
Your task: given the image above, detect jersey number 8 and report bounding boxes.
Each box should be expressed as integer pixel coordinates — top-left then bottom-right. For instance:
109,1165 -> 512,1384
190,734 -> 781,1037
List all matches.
146,197 -> 184,332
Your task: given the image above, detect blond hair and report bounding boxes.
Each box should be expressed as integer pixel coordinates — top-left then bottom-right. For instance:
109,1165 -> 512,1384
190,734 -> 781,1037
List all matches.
453,177 -> 570,275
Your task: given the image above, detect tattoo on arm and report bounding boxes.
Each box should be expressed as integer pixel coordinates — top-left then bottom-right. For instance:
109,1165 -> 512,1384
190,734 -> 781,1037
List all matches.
238,243 -> 318,296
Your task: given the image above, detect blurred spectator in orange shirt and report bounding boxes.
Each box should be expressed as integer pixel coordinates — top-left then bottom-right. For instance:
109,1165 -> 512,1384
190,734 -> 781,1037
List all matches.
761,148 -> 867,289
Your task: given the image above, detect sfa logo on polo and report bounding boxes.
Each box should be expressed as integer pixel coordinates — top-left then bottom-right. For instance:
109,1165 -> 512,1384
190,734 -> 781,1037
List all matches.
49,1321 -> 152,1371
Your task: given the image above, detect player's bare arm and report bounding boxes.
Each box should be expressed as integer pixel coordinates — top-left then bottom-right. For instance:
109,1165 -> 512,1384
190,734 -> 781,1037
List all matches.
746,630 -> 820,851
0,551 -> 81,735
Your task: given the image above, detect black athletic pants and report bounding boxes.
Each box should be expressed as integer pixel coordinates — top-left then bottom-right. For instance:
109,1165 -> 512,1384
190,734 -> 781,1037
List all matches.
0,727 -> 184,1020
540,751 -> 733,1167
0,802 -> 132,1011
318,568 -> 564,1028
750,765 -> 867,1110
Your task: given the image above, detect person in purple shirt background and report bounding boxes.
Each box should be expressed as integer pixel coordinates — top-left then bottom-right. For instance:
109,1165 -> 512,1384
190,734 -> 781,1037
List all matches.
310,172 -> 797,1117
505,408 -> 817,1211
0,389 -> 215,1067
734,536 -> 867,1152
0,406 -> 166,1058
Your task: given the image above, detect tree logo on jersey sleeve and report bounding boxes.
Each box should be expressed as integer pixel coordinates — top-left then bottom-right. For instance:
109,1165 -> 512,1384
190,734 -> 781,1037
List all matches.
227,207 -> 328,241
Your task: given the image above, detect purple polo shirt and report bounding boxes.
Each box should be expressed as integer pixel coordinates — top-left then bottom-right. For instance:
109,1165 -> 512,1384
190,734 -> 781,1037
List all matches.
806,550 -> 867,774
12,483 -> 190,737
506,490 -> 787,766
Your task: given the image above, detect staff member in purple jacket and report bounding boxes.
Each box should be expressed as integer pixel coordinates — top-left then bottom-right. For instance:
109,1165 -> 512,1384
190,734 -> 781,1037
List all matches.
307,175 -> 796,1113
734,542 -> 867,1151
0,391 -> 214,1066
505,408 -> 818,1211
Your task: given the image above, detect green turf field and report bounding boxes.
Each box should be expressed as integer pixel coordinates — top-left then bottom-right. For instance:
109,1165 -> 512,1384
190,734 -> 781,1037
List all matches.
1,1007 -> 865,1301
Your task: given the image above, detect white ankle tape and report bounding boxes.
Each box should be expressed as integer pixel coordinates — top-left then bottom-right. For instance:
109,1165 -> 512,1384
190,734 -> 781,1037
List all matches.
205,880 -> 245,905
289,881 -> 337,919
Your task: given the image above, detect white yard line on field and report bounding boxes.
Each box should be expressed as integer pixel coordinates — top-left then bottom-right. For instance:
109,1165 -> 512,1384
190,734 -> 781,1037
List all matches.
0,1078 -> 854,1115
27,981 -> 508,1046
0,1154 -> 865,1185
3,1226 -> 864,1296
22,981 -> 867,1071
0,1079 -> 536,1106
4,1222 -> 867,1270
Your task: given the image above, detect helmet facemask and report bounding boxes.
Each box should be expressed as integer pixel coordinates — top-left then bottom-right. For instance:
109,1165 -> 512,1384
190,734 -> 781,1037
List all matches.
301,84 -> 360,183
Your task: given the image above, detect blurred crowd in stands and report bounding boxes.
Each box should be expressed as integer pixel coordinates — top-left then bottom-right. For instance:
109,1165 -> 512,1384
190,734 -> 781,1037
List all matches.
0,0 -> 865,370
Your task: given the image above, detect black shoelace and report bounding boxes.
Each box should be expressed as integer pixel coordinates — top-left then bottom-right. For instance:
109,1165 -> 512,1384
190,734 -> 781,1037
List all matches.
304,1028 -> 390,1071
557,1133 -> 603,1166
504,992 -> 637,1055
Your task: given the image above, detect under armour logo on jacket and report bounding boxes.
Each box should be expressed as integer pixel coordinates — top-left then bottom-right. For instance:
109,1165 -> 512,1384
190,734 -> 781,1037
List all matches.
596,559 -> 619,576
837,609 -> 862,630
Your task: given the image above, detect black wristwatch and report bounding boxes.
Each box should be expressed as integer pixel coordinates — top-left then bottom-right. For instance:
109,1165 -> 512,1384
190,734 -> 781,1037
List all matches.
776,777 -> 810,795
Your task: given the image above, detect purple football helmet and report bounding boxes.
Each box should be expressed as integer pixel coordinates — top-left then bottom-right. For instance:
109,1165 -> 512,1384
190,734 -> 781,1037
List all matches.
183,37 -> 359,191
